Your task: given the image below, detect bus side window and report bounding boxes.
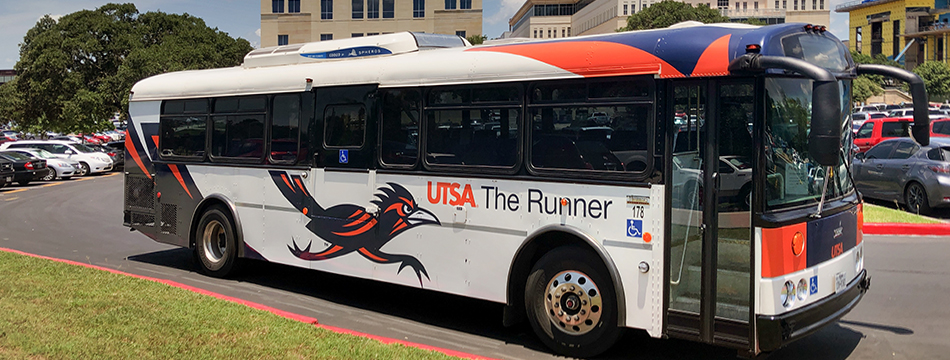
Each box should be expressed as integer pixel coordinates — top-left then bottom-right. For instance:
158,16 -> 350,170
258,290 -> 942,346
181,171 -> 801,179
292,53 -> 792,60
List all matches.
160,99 -> 209,160
324,104 -> 366,148
270,94 -> 301,165
379,89 -> 421,168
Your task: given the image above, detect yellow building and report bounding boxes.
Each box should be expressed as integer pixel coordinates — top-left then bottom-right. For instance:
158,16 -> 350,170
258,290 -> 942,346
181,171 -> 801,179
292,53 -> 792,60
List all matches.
836,0 -> 950,70
261,0 -> 482,47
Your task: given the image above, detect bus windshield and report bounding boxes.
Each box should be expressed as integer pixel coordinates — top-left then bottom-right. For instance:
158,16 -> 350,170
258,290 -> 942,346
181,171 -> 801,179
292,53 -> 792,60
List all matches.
764,77 -> 854,210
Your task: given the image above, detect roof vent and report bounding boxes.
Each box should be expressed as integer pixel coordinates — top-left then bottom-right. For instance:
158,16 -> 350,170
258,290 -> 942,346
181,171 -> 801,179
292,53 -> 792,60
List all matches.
243,32 -> 469,68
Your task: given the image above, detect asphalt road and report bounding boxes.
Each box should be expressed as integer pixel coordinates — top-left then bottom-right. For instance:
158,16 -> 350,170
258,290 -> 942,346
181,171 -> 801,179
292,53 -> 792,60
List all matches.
1,174 -> 948,360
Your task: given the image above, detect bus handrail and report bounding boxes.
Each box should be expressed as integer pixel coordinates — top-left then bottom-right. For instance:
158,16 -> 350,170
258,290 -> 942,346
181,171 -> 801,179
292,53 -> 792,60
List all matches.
855,64 -> 930,146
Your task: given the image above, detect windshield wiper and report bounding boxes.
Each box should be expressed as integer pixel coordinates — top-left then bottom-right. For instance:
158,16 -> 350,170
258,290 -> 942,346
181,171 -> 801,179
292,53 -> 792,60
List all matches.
811,165 -> 834,218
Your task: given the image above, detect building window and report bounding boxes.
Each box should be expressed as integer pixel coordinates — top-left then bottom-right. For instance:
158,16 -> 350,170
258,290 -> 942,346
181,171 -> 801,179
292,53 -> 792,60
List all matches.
793,0 -> 797,10
567,27 -> 571,36
272,0 -> 284,13
775,0 -> 778,7
743,2 -> 747,9
754,2 -> 758,9
856,26 -> 862,52
321,33 -> 333,41
718,0 -> 728,8
367,32 -> 379,36
893,20 -> 901,58
456,30 -> 466,37
289,0 -> 300,12
461,0 -> 471,9
278,34 -> 289,45
819,0 -> 823,9
367,0 -> 379,18
445,0 -> 456,9
812,0 -> 816,9
548,29 -> 551,38
414,0 -> 425,17
782,0 -> 786,8
352,33 -> 363,37
562,28 -> 566,37
352,0 -> 363,18
533,29 -> 537,38
321,0 -> 333,19
383,0 -> 394,18
623,4 -> 628,14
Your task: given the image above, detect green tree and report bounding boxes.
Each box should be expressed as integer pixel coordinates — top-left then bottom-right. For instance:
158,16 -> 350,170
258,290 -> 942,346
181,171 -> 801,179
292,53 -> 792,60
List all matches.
2,3 -> 252,134
740,18 -> 768,26
620,1 -> 729,31
913,61 -> 950,97
852,75 -> 884,103
466,34 -> 487,45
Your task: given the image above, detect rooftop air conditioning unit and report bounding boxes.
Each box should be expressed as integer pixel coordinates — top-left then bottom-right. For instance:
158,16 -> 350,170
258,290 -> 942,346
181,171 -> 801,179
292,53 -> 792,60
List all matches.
243,32 -> 470,68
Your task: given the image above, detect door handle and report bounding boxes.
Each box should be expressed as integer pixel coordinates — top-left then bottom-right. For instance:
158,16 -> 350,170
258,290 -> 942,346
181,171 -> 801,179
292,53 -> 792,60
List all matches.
876,164 -> 884,170
901,165 -> 910,171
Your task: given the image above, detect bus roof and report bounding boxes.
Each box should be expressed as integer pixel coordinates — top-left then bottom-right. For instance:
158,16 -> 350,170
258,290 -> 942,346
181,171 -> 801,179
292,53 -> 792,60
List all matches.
129,22 -> 849,102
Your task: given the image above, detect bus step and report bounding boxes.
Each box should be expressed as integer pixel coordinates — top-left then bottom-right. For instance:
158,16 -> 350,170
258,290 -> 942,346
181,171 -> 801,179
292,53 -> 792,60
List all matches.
669,296 -> 750,322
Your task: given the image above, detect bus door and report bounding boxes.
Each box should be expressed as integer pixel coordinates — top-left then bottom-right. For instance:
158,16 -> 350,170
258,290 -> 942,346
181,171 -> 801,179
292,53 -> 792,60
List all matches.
667,80 -> 754,348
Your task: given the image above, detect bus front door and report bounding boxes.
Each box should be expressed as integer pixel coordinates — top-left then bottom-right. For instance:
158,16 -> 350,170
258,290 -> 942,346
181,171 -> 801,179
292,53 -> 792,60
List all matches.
668,80 -> 754,349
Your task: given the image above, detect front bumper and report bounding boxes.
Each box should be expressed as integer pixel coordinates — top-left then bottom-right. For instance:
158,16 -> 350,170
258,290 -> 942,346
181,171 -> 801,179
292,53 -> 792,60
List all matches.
756,269 -> 869,352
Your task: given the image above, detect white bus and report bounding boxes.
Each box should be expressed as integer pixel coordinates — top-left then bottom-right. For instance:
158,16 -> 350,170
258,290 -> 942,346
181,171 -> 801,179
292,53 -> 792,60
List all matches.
123,24 -> 929,357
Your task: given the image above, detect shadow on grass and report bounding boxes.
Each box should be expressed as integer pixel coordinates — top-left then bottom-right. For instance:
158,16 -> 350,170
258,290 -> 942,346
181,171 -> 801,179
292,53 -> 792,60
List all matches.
129,248 -> 864,360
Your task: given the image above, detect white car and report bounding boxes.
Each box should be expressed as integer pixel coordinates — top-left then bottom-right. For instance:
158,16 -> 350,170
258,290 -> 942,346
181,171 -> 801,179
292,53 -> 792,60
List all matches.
0,140 -> 113,176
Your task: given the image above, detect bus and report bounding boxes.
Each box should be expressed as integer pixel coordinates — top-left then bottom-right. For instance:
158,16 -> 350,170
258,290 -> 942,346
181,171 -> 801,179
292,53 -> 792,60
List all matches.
123,23 -> 929,357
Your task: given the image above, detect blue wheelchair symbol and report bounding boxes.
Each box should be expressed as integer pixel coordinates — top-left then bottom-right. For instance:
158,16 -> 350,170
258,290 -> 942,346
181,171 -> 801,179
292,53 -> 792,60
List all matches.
809,276 -> 818,295
626,219 -> 643,238
339,149 -> 349,164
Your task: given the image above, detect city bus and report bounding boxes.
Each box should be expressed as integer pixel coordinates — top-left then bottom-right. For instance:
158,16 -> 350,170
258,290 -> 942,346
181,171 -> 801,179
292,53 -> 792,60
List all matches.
122,23 -> 929,357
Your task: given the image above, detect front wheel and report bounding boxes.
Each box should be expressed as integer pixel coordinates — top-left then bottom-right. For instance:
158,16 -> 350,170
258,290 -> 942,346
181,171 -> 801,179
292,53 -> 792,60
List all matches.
525,246 -> 621,358
905,182 -> 931,215
195,206 -> 239,277
77,162 -> 90,176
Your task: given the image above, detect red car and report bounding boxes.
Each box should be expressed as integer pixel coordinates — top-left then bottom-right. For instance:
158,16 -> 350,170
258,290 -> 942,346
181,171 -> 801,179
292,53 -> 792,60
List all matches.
853,117 -> 912,153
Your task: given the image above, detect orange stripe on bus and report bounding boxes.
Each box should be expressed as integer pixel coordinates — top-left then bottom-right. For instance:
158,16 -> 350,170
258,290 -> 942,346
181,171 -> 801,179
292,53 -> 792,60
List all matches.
761,223 -> 808,278
359,247 -> 388,262
857,203 -> 864,245
333,219 -> 377,237
315,245 -> 343,257
151,135 -> 160,149
691,34 -> 731,77
125,136 -> 151,180
281,174 -> 295,193
468,41 -> 684,78
343,214 -> 371,227
294,178 -> 309,196
168,164 -> 193,199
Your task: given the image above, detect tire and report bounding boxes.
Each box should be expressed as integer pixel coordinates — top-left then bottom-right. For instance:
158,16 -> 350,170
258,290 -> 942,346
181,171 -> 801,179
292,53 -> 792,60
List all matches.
525,246 -> 621,358
905,182 -> 931,215
41,168 -> 56,181
738,183 -> 752,211
195,206 -> 240,277
77,162 -> 90,177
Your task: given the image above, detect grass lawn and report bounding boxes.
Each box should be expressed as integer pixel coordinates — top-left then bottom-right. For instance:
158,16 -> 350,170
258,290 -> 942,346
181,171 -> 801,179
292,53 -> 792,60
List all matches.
863,203 -> 945,224
0,251 -> 462,360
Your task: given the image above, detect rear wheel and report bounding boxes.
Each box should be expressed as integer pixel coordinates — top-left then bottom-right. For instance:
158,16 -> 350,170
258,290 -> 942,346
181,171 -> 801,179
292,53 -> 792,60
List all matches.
195,206 -> 239,277
41,168 -> 56,181
77,162 -> 90,176
525,246 -> 621,358
905,182 -> 931,215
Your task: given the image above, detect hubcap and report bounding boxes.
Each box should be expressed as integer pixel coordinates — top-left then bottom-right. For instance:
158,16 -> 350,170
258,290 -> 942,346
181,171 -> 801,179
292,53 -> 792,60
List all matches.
909,186 -> 923,211
201,220 -> 228,268
543,270 -> 603,335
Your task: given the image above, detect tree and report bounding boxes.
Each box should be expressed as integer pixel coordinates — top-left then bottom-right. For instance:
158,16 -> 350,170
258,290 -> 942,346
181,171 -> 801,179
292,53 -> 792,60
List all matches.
466,34 -> 487,45
620,1 -> 729,31
913,61 -> 950,98
2,3 -> 252,134
853,75 -> 884,104
740,18 -> 768,26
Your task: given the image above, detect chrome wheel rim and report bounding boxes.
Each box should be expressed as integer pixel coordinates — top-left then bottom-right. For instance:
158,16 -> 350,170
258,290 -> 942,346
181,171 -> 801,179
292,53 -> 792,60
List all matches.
543,270 -> 603,335
42,169 -> 55,181
78,164 -> 88,176
201,220 -> 228,269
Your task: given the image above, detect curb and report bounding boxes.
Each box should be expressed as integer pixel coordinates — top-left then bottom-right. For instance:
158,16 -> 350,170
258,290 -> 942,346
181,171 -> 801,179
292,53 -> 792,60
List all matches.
0,247 -> 496,360
864,223 -> 950,236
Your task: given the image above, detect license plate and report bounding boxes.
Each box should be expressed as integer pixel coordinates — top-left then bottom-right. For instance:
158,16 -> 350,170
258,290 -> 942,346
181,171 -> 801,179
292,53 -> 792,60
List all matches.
835,272 -> 847,293
4,176 -> 10,183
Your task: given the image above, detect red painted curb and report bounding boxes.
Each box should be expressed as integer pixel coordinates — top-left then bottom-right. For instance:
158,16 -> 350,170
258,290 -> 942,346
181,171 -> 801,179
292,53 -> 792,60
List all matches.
0,247 -> 498,360
864,223 -> 950,236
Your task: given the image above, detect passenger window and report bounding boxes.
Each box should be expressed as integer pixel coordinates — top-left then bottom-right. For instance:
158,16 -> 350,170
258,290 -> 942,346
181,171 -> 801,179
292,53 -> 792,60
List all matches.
890,141 -> 918,160
324,104 -> 365,148
530,105 -> 651,172
380,89 -> 421,167
927,148 -> 943,161
865,142 -> 895,159
211,114 -> 265,159
160,115 -> 207,158
881,122 -> 910,137
719,160 -> 735,173
855,122 -> 874,138
270,94 -> 300,164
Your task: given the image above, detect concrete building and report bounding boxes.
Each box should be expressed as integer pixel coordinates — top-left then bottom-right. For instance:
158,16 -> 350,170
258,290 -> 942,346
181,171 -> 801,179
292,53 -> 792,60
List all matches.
0,70 -> 14,86
836,0 -> 950,70
260,0 -> 482,47
508,0 -> 829,39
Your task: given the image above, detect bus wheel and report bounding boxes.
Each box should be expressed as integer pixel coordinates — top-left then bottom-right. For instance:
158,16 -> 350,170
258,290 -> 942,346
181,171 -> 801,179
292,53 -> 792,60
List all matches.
195,206 -> 239,277
525,246 -> 621,358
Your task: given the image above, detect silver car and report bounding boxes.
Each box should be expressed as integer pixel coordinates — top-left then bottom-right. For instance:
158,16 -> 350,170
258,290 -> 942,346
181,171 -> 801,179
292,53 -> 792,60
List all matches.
4,148 -> 80,180
853,137 -> 950,214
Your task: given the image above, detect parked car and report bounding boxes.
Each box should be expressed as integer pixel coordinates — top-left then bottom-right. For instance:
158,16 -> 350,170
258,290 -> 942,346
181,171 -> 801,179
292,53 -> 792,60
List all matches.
851,111 -> 887,132
0,156 -> 13,189
886,108 -> 950,120
0,140 -> 113,176
2,148 -> 79,180
0,151 -> 48,186
1,130 -> 18,143
89,143 -> 124,170
854,137 -> 950,214
853,117 -> 913,153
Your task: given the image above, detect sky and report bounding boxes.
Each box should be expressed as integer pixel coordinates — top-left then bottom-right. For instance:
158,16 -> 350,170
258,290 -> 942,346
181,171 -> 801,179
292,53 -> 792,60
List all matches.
0,0 -> 851,70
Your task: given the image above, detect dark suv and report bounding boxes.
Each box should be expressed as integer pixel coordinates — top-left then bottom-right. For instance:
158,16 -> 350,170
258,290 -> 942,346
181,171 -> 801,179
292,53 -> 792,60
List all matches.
0,156 -> 13,189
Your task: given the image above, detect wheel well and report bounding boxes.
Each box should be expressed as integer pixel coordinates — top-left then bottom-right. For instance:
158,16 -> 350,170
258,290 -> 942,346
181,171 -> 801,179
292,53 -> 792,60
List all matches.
504,229 -> 621,327
189,198 -> 243,256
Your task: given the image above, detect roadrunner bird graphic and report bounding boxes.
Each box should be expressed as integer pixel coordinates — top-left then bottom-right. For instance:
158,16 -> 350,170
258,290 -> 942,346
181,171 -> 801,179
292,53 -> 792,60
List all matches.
269,171 -> 441,285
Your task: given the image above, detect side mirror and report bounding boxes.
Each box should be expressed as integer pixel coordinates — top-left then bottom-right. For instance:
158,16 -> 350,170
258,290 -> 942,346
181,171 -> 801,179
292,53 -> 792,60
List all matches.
854,152 -> 865,161
65,149 -> 74,155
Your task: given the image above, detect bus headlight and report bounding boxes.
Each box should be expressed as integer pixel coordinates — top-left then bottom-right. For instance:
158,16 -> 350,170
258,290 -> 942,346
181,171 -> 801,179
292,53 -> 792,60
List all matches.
780,281 -> 795,308
797,278 -> 808,302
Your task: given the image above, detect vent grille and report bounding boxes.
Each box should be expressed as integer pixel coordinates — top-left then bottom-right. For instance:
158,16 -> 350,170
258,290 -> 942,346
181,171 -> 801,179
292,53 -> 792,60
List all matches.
131,213 -> 155,226
161,204 -> 178,235
125,175 -> 154,210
